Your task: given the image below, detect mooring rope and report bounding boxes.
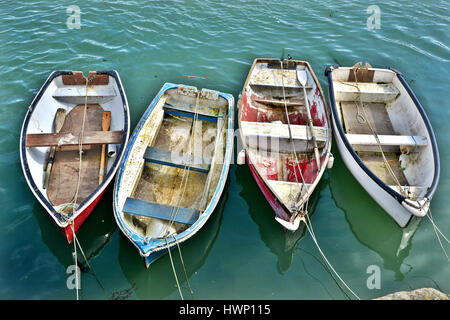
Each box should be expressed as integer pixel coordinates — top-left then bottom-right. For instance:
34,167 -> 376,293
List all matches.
427,207 -> 450,263
159,90 -> 201,300
339,71 -> 405,195
303,212 -> 361,300
66,76 -> 91,300
165,237 -> 184,300
279,61 -> 310,215
71,223 -> 79,300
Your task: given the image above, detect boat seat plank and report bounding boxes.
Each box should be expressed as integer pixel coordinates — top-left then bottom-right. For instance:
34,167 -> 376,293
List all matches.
334,81 -> 399,102
346,134 -> 427,147
123,197 -> 199,225
250,69 -> 313,89
52,86 -> 117,98
241,121 -> 327,153
253,98 -> 305,107
26,130 -> 123,147
144,146 -> 211,174
241,121 -> 327,142
163,103 -> 221,123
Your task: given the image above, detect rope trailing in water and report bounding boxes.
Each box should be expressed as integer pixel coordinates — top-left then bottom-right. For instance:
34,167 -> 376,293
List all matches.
159,90 -> 202,300
278,61 -> 359,298
67,76 -> 91,300
71,223 -> 79,300
303,212 -> 361,300
427,207 -> 450,263
166,237 -> 184,300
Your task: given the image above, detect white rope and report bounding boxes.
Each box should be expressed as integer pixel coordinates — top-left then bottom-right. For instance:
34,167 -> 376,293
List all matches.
71,223 -> 79,300
160,91 -> 201,300
340,71 -> 405,194
175,237 -> 195,299
166,238 -> 184,300
303,213 -> 361,300
279,61 -> 310,215
427,207 -> 450,263
427,207 -> 450,244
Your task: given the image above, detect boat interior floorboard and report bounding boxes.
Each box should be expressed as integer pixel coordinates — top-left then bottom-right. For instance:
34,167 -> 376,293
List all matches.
133,114 -> 217,211
47,104 -> 103,206
358,152 -> 408,186
340,101 -> 395,135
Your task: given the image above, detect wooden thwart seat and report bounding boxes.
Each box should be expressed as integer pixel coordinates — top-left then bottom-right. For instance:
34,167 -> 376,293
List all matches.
346,134 -> 427,147
250,69 -> 313,89
144,146 -> 211,174
253,98 -> 304,107
26,130 -> 123,147
123,197 -> 199,225
241,121 -> 327,142
334,81 -> 399,102
163,103 -> 221,123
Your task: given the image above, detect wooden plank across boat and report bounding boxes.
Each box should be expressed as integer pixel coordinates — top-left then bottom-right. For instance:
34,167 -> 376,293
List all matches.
20,70 -> 130,242
113,83 -> 234,268
325,63 -> 440,227
237,58 -> 333,231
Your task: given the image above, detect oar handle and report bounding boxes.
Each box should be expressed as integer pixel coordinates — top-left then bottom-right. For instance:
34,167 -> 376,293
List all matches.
98,111 -> 111,185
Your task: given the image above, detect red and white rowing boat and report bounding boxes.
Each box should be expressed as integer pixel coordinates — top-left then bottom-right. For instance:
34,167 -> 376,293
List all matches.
237,58 -> 333,231
20,70 -> 130,242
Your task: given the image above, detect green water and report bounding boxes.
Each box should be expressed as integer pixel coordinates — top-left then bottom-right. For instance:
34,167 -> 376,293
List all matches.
0,0 -> 449,299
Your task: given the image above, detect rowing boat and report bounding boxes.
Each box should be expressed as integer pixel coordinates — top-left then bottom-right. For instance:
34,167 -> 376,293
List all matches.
325,63 -> 440,227
20,70 -> 130,242
113,83 -> 234,268
237,58 -> 333,231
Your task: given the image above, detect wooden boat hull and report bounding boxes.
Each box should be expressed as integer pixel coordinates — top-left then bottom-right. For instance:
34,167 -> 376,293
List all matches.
62,188 -> 105,242
325,65 -> 440,227
20,70 -> 130,242
237,58 -> 332,231
246,153 -> 290,223
113,83 -> 234,267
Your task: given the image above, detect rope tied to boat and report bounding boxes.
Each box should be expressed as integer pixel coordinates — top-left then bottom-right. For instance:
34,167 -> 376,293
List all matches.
426,205 -> 450,263
302,210 -> 361,300
342,68 -> 407,197
278,61 -> 310,217
156,90 -> 202,300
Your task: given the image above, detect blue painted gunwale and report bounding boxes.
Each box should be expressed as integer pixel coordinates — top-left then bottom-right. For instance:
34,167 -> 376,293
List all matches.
113,82 -> 234,259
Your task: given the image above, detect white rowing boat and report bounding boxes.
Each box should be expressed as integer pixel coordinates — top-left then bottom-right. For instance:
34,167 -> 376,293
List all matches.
325,63 -> 440,227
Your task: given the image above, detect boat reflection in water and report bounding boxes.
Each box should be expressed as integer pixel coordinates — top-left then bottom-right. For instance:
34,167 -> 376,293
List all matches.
237,164 -> 325,274
118,185 -> 227,300
32,189 -> 116,270
329,152 -> 421,281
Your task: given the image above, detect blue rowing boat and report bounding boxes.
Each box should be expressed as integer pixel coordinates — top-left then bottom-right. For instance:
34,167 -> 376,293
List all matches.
113,83 -> 234,267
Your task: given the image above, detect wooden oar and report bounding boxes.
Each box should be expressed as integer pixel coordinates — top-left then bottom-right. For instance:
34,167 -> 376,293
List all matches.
98,111 -> 111,185
43,108 -> 66,189
297,70 -> 321,171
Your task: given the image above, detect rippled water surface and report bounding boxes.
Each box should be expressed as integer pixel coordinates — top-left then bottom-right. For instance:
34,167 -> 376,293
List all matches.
0,0 -> 449,299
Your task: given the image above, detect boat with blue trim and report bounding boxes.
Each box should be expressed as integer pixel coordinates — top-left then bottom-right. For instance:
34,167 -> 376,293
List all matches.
113,83 -> 234,267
